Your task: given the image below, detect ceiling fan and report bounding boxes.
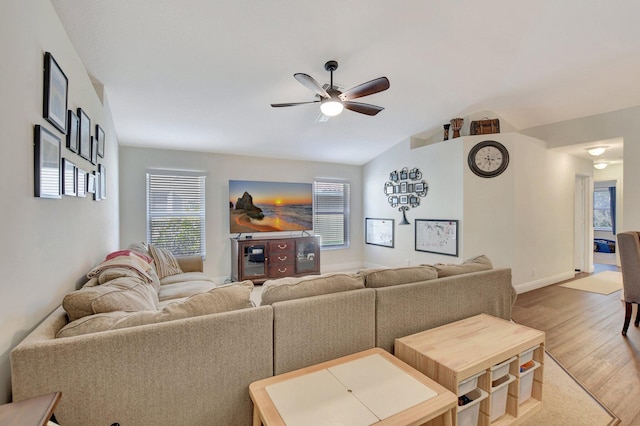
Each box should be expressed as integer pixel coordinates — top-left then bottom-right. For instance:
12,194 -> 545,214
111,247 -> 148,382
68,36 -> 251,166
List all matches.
271,60 -> 390,117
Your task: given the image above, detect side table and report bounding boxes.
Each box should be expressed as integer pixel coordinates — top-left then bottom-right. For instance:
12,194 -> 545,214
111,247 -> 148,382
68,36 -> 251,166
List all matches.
0,392 -> 61,426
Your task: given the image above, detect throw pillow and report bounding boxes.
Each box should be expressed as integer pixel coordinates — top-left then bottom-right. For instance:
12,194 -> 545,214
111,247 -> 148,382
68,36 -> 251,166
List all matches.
358,265 -> 438,288
431,254 -> 493,278
62,276 -> 159,322
260,273 -> 365,305
148,244 -> 183,279
57,280 -> 254,338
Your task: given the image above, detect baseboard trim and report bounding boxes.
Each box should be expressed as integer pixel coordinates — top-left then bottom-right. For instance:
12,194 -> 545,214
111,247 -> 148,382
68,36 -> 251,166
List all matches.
515,271 -> 575,294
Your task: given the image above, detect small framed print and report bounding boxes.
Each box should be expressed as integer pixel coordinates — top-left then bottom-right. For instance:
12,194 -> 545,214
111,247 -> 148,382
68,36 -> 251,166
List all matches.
66,110 -> 79,153
400,195 -> 408,204
78,108 -> 91,161
93,171 -> 101,201
90,136 -> 98,165
365,218 -> 394,248
98,164 -> 107,199
400,182 -> 407,193
96,125 -> 105,157
389,171 -> 398,182
400,170 -> 408,180
415,219 -> 459,256
384,184 -> 394,195
77,168 -> 86,197
43,52 -> 68,134
394,185 -> 400,193
62,158 -> 77,196
415,182 -> 425,192
87,172 -> 96,194
34,125 -> 61,199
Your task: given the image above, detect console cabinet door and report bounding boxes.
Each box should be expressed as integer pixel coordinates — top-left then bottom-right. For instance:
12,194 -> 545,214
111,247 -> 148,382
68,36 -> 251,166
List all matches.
295,237 -> 319,274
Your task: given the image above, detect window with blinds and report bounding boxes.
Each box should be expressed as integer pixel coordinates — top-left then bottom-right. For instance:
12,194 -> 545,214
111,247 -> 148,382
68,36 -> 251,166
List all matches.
146,170 -> 206,257
313,179 -> 350,249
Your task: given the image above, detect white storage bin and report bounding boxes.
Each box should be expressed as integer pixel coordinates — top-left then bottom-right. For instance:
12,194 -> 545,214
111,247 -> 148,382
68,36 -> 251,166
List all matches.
458,371 -> 485,396
519,361 -> 541,403
457,388 -> 488,426
490,356 -> 517,381
490,373 -> 516,421
520,345 -> 540,366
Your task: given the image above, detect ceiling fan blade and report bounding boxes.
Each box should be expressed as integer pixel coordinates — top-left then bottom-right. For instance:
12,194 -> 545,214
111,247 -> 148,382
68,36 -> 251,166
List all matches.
343,101 -> 384,116
294,73 -> 330,98
339,77 -> 390,101
271,100 -> 320,107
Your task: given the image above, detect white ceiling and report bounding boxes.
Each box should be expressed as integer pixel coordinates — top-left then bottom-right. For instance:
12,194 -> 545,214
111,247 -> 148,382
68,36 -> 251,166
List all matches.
51,0 -> 640,165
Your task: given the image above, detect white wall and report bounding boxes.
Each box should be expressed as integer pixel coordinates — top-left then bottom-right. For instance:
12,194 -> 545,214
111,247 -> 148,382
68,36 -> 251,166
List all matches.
0,0 -> 120,403
363,132 -> 592,292
119,147 -> 364,279
363,138 -> 464,267
522,106 -> 640,232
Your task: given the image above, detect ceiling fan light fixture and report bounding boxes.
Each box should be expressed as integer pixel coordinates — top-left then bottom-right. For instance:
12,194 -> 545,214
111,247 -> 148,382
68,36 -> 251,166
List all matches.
593,162 -> 608,170
320,98 -> 344,117
587,146 -> 608,156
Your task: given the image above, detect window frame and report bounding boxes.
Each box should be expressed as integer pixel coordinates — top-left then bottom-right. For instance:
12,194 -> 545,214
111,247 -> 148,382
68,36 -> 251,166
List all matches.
313,179 -> 351,250
146,169 -> 207,258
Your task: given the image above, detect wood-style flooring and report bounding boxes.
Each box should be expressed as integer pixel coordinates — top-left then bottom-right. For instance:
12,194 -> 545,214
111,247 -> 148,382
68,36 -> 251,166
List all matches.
511,264 -> 640,425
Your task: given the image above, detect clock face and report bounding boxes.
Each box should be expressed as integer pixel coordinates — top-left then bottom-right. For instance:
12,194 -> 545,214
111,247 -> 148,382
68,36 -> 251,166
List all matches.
468,140 -> 509,178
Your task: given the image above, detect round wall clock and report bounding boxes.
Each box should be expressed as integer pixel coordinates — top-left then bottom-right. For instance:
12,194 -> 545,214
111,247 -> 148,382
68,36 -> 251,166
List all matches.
468,140 -> 509,178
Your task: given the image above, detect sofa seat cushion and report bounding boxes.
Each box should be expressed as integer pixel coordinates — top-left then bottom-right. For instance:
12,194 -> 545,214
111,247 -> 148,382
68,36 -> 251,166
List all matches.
56,280 -> 254,338
359,265 -> 438,288
159,271 -> 213,286
261,273 -> 365,305
431,254 -> 493,277
158,280 -> 219,301
63,277 -> 159,322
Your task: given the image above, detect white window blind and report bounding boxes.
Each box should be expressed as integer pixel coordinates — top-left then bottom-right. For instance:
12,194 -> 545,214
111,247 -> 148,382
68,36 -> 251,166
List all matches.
314,179 -> 350,249
146,170 -> 206,257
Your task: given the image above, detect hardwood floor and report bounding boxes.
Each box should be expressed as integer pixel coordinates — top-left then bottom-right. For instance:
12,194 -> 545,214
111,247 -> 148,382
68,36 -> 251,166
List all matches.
511,264 -> 640,425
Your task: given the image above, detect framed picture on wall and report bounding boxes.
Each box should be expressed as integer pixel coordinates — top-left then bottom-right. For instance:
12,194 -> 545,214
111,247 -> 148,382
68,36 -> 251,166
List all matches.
90,136 -> 98,165
43,52 -> 68,134
415,219 -> 459,256
77,168 -> 86,197
96,125 -> 105,158
62,158 -> 77,196
78,108 -> 91,161
98,164 -> 106,199
34,125 -> 61,199
87,172 -> 96,194
93,171 -> 101,201
365,218 -> 394,248
66,110 -> 79,153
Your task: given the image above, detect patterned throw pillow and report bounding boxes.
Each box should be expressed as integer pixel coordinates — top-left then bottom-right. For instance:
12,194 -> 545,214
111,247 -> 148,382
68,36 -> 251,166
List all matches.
148,244 -> 183,279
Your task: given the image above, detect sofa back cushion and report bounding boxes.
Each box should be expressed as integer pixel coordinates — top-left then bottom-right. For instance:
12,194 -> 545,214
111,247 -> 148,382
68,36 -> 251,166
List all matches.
261,273 -> 365,305
62,277 -> 159,322
148,244 -> 183,279
431,254 -> 493,277
57,280 -> 254,338
359,265 -> 438,288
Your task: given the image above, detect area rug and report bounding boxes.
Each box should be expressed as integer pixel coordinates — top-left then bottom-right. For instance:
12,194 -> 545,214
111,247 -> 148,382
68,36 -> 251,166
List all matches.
519,352 -> 619,425
559,271 -> 622,295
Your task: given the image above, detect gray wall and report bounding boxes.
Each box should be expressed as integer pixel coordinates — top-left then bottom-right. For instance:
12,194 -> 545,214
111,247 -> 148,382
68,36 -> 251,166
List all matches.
119,147 -> 364,280
0,0 -> 120,403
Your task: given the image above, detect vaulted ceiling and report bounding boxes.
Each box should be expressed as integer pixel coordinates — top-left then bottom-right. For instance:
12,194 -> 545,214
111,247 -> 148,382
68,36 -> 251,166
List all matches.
51,0 -> 640,165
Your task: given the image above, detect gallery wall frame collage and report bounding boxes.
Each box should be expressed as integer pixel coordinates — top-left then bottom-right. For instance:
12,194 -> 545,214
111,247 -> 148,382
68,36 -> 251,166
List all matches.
35,51 -> 106,201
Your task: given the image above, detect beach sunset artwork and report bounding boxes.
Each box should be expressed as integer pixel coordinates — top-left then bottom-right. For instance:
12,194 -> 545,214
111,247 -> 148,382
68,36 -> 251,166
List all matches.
229,180 -> 313,233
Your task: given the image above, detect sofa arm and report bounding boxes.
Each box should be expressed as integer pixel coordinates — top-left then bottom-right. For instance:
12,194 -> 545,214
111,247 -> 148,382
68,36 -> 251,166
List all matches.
11,305 -> 274,426
176,255 -> 203,272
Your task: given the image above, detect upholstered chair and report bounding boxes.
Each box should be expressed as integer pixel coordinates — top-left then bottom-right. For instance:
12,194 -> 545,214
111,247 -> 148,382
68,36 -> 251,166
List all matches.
617,231 -> 640,336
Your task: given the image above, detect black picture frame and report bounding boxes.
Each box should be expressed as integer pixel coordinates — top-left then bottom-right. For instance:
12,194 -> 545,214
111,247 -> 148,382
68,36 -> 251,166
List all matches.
90,136 -> 98,165
87,172 -> 96,194
62,158 -> 77,196
415,219 -> 459,256
365,218 -> 394,248
98,164 -> 107,199
34,125 -> 61,199
43,52 -> 68,134
78,108 -> 91,161
66,110 -> 79,153
96,125 -> 105,158
77,168 -> 86,198
93,170 -> 101,201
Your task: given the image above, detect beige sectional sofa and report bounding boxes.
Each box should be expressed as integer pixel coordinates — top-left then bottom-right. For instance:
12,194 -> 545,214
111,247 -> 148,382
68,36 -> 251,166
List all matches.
11,251 -> 516,426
